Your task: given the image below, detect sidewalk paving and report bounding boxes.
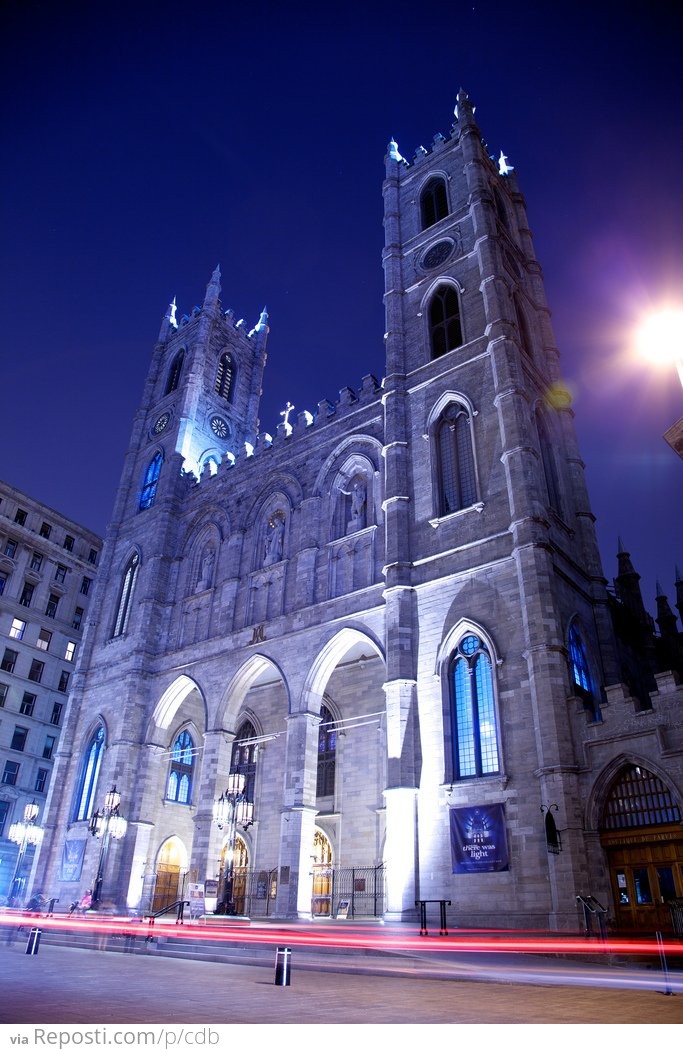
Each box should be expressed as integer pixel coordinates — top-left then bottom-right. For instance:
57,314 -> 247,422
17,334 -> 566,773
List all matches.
1,940 -> 682,1025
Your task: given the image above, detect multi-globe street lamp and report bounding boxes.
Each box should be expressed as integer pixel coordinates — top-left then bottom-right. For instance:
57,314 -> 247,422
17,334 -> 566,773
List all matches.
88,784 -> 127,908
7,800 -> 43,905
213,773 -> 254,915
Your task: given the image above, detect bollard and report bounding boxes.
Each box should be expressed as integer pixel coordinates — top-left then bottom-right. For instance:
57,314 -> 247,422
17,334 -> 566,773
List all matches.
274,945 -> 292,986
26,928 -> 42,955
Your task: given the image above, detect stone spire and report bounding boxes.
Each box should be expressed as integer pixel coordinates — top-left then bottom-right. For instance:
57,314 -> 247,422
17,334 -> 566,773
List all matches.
203,265 -> 222,312
614,537 -> 648,624
656,582 -> 679,644
157,296 -> 177,343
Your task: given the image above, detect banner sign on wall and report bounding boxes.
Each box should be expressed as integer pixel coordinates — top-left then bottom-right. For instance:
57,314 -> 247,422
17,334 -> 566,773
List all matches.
60,838 -> 86,881
449,804 -> 509,874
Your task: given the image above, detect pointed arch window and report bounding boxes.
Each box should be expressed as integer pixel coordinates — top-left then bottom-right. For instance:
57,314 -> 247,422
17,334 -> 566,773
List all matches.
429,286 -> 463,358
536,411 -> 562,517
420,177 -> 449,229
436,402 -> 477,515
215,352 -> 235,402
164,350 -> 184,395
73,724 -> 105,821
139,452 -> 163,511
230,721 -> 257,803
112,552 -> 139,638
317,704 -> 337,798
568,624 -> 601,722
602,765 -> 681,830
166,729 -> 194,804
449,634 -> 499,780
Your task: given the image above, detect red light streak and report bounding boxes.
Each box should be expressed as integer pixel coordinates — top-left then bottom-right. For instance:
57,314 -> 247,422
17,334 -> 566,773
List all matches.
1,909 -> 681,959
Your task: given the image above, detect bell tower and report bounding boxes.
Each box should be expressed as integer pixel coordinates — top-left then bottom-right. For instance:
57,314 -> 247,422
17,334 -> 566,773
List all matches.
109,266 -> 269,528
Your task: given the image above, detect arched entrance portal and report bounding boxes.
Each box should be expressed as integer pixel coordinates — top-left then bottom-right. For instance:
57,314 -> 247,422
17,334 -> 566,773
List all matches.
311,828 -> 333,916
151,836 -> 188,913
218,835 -> 249,915
600,764 -> 683,932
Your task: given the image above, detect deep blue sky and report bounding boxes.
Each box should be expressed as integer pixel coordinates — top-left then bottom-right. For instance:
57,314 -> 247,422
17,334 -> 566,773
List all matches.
1,0 -> 681,616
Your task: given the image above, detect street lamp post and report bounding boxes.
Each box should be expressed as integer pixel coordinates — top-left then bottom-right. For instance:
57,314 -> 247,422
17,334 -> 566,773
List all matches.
213,773 -> 254,915
88,784 -> 128,908
7,800 -> 44,906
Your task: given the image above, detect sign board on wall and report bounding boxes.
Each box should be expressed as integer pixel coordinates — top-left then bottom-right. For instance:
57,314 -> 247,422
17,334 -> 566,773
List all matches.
449,804 -> 509,874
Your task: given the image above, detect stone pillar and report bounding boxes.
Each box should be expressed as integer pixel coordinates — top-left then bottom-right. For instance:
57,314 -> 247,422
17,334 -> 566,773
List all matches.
274,710 -> 320,918
125,821 -> 154,910
383,786 -> 418,919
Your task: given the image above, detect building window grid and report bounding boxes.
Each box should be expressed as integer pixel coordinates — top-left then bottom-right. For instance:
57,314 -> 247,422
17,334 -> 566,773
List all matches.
2,761 -> 20,786
35,768 -> 48,793
11,726 -> 28,752
51,701 -> 64,724
316,705 -> 337,797
36,629 -> 52,651
28,659 -> 44,683
1,648 -> 18,673
19,583 -> 34,607
45,594 -> 60,618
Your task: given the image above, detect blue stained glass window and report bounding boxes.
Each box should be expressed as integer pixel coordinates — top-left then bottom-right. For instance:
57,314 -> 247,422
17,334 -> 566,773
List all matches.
167,729 -> 194,804
451,634 -> 499,780
74,725 -> 105,821
139,452 -> 163,511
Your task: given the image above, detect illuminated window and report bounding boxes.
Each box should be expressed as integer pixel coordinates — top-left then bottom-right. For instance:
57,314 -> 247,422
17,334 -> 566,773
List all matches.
429,286 -> 463,358
165,349 -> 184,395
568,624 -> 601,722
231,720 -> 257,803
436,403 -> 477,516
139,452 -> 163,511
73,725 -> 105,820
9,618 -> 26,640
65,641 -> 76,662
420,177 -> 449,229
112,552 -> 139,637
166,729 -> 195,804
215,352 -> 235,402
316,704 -> 337,798
448,634 -> 499,780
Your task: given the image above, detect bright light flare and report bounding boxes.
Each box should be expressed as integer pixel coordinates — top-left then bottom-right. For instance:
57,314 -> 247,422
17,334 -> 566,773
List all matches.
635,308 -> 683,387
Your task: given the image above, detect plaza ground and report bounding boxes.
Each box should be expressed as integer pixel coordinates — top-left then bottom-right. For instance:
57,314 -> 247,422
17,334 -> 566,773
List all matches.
1,937 -> 682,1026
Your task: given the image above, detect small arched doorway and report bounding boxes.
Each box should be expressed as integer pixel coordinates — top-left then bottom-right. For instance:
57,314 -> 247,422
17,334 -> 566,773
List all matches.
311,828 -> 333,916
600,764 -> 683,932
152,836 -> 188,913
218,835 -> 249,915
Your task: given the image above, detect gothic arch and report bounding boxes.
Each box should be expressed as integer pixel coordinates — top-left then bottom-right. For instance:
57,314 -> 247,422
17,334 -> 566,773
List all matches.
215,653 -> 290,729
179,520 -> 225,598
300,626 -> 385,715
150,675 -> 207,735
436,616 -> 501,676
313,435 -> 383,497
585,754 -> 683,834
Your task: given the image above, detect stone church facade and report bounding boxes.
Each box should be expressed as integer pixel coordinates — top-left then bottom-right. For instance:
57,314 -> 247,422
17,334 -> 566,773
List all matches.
36,91 -> 683,931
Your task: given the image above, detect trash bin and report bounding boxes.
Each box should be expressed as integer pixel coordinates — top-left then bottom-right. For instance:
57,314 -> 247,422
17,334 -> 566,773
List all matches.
26,928 -> 41,955
274,945 -> 292,986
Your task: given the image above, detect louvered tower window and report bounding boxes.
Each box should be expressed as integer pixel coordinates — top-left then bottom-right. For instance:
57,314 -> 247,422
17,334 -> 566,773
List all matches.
420,177 -> 449,229
429,286 -> 463,358
437,403 -> 477,515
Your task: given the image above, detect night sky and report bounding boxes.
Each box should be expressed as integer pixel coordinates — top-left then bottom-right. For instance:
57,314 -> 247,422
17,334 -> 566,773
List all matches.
2,0 -> 682,617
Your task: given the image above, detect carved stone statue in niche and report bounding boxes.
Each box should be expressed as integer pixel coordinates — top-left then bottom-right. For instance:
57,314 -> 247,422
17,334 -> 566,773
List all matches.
196,547 -> 215,592
264,513 -> 285,566
342,475 -> 367,534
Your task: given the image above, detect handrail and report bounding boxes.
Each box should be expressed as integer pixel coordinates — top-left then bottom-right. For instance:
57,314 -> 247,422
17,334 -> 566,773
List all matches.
147,899 -> 191,929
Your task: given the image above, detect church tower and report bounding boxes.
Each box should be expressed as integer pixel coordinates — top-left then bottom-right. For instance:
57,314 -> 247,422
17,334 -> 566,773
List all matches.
36,91 -> 682,933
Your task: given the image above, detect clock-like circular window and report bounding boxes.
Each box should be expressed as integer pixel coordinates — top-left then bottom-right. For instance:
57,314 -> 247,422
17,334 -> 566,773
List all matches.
210,415 -> 229,439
